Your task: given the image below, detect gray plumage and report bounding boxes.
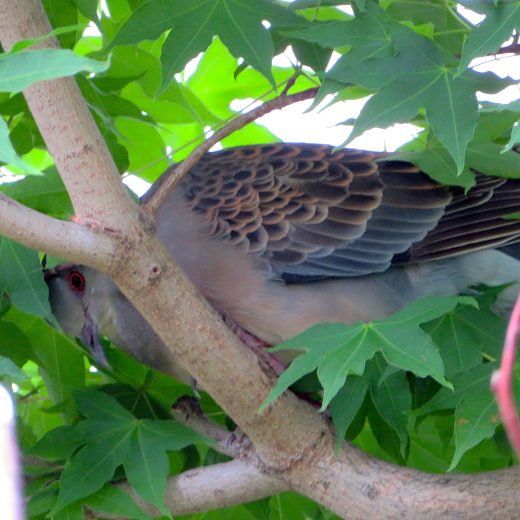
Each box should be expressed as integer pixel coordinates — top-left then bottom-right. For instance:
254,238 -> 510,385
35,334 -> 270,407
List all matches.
45,144 -> 520,383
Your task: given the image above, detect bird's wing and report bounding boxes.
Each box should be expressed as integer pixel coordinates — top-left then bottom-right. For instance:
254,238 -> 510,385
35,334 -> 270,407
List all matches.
396,173 -> 520,263
150,143 -> 520,281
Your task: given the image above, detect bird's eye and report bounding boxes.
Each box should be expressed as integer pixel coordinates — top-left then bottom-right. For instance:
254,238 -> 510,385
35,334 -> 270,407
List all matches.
68,271 -> 85,291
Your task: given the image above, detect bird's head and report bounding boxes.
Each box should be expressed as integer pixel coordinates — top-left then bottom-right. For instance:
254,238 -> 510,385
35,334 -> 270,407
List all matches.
44,263 -> 113,370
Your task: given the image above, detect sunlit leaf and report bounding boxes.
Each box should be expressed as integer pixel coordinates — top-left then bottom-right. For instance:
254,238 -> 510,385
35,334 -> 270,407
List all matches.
0,49 -> 109,93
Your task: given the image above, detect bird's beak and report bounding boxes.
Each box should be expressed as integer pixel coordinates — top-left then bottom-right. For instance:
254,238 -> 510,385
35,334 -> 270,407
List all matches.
80,310 -> 112,371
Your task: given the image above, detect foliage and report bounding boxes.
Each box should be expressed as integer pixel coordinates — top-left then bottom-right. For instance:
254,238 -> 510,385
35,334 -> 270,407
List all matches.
0,0 -> 520,518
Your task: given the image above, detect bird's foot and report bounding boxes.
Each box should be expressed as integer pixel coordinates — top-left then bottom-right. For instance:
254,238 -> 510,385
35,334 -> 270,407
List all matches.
190,376 -> 201,399
223,315 -> 286,376
227,428 -> 251,455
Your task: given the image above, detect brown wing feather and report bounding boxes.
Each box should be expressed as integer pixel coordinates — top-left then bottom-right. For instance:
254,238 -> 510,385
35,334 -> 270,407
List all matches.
151,143 -> 520,280
400,175 -> 520,262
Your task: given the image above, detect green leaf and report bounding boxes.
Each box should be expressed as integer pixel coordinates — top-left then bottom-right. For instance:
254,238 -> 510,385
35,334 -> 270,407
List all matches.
0,321 -> 39,367
0,355 -> 26,379
4,308 -> 85,405
50,419 -> 135,514
185,36 -> 312,122
287,8 -> 391,62
103,0 -> 131,21
412,362 -> 499,416
366,393 -> 406,464
0,238 -> 52,320
8,119 -> 45,157
269,492 -> 322,520
92,73 -> 146,93
101,383 -> 172,421
72,0 -> 101,28
503,119 -> 520,153
294,3 -> 513,172
370,359 -> 411,456
466,142 -> 520,178
1,166 -> 73,218
78,75 -> 157,126
342,55 -> 479,175
0,92 -> 29,116
83,483 -> 151,520
106,0 -> 308,93
26,487 -> 59,517
422,289 -> 507,378
107,46 -> 163,96
0,49 -> 109,93
96,114 -> 131,173
473,104 -> 520,141
16,389 -> 64,440
116,118 -> 169,181
42,0 -> 81,50
407,416 -> 452,473
47,389 -> 210,515
27,425 -> 87,460
121,81 -> 211,126
288,37 -> 332,72
456,436 -> 513,473
395,145 -> 476,189
397,118 -> 520,188
124,419 -> 212,517
329,371 -> 370,454
449,391 -> 501,471
0,118 -> 41,175
260,296 -> 469,412
242,500 -> 271,520
74,388 -> 136,421
8,24 -> 90,54
53,501 -> 84,520
386,0 -> 468,54
458,2 -> 520,74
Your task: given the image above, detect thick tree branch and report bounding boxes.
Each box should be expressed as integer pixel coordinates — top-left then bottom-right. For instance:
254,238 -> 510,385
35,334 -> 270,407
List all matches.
289,441 -> 520,519
105,412 -> 520,520
84,460 -> 287,520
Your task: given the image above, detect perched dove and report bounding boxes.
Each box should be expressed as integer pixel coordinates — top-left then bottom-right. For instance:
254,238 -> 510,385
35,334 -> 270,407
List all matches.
45,143 -> 520,383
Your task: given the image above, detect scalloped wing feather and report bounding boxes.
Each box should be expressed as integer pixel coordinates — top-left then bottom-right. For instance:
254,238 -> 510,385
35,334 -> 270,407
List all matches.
169,143 -> 520,281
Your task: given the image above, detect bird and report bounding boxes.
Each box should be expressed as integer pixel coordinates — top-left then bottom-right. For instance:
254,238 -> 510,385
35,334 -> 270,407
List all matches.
45,143 -> 520,384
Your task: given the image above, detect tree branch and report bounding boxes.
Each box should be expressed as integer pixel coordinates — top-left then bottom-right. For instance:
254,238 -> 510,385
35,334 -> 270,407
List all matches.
0,193 -> 117,269
84,460 -> 287,520
497,40 -> 520,56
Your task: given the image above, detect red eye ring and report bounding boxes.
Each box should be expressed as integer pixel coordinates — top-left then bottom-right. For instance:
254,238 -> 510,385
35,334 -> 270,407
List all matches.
68,271 -> 85,291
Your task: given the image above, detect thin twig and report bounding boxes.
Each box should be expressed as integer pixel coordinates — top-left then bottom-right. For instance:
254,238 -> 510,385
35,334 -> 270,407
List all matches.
496,42 -> 520,55
146,87 -> 319,214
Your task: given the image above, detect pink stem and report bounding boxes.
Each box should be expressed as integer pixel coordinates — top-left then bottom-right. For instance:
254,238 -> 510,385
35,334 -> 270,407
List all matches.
491,292 -> 520,458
